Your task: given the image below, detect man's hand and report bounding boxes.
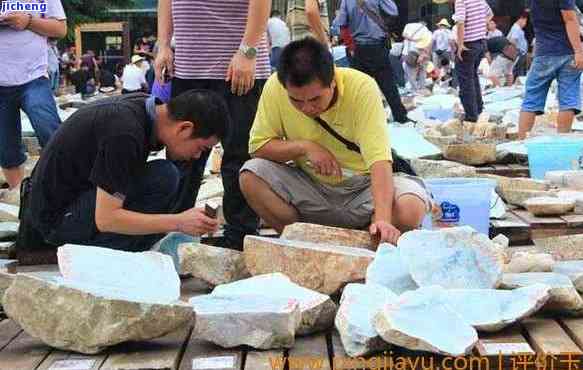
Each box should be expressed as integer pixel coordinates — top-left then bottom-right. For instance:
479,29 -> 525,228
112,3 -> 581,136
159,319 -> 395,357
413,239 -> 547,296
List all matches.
575,52 -> 583,70
457,43 -> 468,61
304,141 -> 342,178
226,52 -> 256,96
154,46 -> 174,84
176,208 -> 219,236
369,220 -> 401,245
0,12 -> 31,31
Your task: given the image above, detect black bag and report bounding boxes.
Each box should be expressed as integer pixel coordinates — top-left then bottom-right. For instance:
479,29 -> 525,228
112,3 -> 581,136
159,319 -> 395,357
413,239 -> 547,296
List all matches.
358,0 -> 400,35
313,117 -> 417,176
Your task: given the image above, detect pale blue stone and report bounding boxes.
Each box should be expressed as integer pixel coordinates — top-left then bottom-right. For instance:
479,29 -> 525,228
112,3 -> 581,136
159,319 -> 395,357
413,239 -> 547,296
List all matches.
366,244 -> 417,295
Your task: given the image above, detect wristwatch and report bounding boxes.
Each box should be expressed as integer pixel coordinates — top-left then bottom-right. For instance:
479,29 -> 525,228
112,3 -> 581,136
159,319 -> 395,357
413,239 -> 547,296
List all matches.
239,43 -> 257,59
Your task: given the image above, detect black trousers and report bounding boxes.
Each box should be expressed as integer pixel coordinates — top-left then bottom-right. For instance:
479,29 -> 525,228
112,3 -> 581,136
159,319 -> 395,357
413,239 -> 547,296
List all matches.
455,40 -> 486,122
171,78 -> 265,248
351,42 -> 408,123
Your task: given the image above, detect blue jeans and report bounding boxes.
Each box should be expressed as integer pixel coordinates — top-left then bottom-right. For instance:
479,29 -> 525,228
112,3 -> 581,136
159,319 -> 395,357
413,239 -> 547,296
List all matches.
270,47 -> 283,71
455,40 -> 486,122
0,77 -> 61,168
42,160 -> 181,252
522,54 -> 582,114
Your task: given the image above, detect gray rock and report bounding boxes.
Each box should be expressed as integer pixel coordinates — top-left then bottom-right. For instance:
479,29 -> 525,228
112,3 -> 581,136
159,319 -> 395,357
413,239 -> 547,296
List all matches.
534,235 -> 583,261
553,261 -> 583,293
524,197 -> 575,216
399,227 -> 503,289
0,222 -> 18,240
179,243 -> 250,286
335,283 -> 397,357
410,159 -> 477,179
366,244 -> 417,294
445,285 -> 550,332
281,223 -> 374,250
373,286 -> 478,356
3,273 -> 193,354
500,273 -> 583,315
503,252 -> 555,273
546,170 -> 583,190
189,294 -> 300,349
212,273 -> 337,335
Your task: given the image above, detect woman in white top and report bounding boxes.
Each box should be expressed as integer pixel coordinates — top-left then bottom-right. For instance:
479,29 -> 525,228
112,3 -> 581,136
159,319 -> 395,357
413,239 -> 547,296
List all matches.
121,55 -> 148,94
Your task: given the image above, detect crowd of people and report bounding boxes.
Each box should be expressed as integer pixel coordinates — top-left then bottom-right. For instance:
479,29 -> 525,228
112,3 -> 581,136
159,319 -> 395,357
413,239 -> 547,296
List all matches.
1,0 -> 582,265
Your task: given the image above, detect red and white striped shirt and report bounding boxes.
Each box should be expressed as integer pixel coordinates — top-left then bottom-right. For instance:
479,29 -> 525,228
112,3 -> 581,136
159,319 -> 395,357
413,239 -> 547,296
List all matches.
172,0 -> 271,80
453,0 -> 493,42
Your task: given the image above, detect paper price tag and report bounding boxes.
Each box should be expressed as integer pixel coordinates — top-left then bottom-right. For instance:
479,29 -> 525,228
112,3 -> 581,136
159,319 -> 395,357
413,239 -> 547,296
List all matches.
481,342 -> 533,355
48,359 -> 96,370
192,355 -> 236,369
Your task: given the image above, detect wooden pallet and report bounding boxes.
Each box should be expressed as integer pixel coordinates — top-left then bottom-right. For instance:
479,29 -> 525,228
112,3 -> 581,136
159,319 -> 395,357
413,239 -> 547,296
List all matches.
491,209 -> 583,245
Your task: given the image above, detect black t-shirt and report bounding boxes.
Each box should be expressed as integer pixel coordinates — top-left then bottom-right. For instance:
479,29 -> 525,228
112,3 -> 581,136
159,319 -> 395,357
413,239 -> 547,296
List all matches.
29,94 -> 161,236
99,69 -> 116,87
70,69 -> 90,94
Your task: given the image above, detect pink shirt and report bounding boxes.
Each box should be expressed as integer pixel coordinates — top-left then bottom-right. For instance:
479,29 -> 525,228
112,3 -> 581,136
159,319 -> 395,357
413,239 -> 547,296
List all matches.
453,0 -> 493,42
172,0 -> 271,80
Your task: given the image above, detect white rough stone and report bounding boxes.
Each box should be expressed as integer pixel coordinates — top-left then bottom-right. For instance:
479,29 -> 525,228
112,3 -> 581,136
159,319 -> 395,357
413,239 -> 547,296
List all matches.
366,244 -> 417,294
212,273 -> 337,335
179,243 -> 250,286
373,286 -> 478,356
399,227 -> 504,289
335,283 -> 397,357
546,171 -> 583,190
553,261 -> 583,293
189,294 -> 300,349
57,244 -> 180,304
524,197 -> 575,216
0,222 -> 18,240
500,273 -> 583,315
3,273 -> 193,354
501,190 -> 556,208
446,285 -> 550,332
0,203 -> 19,222
410,159 -> 477,178
504,252 -> 555,273
534,235 -> 583,261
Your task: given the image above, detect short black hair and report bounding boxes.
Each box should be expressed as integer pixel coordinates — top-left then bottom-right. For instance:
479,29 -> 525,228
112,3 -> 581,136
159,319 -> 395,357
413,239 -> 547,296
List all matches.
277,37 -> 334,88
271,10 -> 281,17
167,89 -> 229,139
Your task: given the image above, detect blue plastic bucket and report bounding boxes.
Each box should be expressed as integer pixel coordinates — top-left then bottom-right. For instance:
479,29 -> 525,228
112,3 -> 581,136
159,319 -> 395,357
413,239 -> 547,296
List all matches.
423,178 -> 496,235
526,136 -> 583,179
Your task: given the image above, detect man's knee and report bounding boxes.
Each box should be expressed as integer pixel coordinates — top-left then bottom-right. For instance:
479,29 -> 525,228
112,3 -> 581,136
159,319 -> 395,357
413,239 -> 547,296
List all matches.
395,194 -> 427,229
146,159 -> 180,195
239,170 -> 261,198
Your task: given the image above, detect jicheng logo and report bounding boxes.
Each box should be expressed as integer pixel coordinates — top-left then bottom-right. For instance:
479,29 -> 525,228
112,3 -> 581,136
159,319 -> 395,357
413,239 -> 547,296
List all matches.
0,1 -> 47,15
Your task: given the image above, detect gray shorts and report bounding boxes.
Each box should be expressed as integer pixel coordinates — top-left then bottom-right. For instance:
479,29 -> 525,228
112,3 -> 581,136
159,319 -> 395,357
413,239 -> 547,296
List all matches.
241,158 -> 432,229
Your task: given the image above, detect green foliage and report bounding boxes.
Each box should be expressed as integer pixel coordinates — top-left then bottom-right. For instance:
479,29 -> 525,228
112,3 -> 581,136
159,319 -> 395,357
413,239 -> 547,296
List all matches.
60,0 -> 132,42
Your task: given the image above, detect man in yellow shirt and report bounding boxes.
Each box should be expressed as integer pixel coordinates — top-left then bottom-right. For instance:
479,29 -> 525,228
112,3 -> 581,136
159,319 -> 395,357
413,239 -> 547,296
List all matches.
240,38 -> 430,244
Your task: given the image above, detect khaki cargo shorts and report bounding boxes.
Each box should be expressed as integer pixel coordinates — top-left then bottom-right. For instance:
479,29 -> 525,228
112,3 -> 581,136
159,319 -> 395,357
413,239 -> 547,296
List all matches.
241,158 -> 432,229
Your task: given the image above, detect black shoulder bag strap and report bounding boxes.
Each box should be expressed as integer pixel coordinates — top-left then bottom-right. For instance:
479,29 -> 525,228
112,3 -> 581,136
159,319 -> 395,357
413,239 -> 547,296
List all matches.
313,116 -> 417,176
357,0 -> 388,33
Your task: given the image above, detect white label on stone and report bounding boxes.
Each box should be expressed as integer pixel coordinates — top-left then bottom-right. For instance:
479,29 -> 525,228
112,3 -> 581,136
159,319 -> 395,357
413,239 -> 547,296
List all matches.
481,342 -> 533,355
192,356 -> 236,369
48,359 -> 96,370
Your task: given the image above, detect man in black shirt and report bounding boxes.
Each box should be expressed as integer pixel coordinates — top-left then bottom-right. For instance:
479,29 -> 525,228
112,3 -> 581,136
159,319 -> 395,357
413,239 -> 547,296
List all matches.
15,91 -> 229,264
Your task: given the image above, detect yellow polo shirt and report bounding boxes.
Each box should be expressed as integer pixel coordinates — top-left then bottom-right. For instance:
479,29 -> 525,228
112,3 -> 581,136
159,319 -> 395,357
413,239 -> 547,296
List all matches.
249,67 -> 392,186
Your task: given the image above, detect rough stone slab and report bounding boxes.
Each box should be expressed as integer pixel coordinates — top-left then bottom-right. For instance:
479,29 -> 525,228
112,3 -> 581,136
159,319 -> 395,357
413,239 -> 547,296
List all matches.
410,159 -> 477,179
3,273 -> 193,354
189,294 -> 300,349
484,175 -> 549,195
389,126 -> 442,160
0,203 -> 19,222
57,244 -> 181,303
500,190 -> 557,208
335,283 -> 397,357
0,271 -> 15,305
0,222 -> 18,240
374,286 -> 478,356
534,235 -> 583,261
524,197 -> 575,216
281,223 -> 374,250
212,273 -> 336,335
553,261 -> 583,293
504,252 -> 555,273
0,259 -> 17,273
399,227 -> 504,289
557,191 -> 583,203
179,243 -> 250,286
244,236 -> 375,295
366,244 -> 417,294
151,232 -> 197,272
446,285 -> 550,332
500,273 -> 583,315
546,171 -> 583,190
443,143 -> 497,165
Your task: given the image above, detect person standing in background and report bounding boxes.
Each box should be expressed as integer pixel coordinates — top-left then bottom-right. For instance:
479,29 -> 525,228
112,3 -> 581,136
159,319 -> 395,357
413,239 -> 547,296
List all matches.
507,12 -> 529,79
47,39 -> 60,94
287,0 -> 330,45
267,10 -> 291,71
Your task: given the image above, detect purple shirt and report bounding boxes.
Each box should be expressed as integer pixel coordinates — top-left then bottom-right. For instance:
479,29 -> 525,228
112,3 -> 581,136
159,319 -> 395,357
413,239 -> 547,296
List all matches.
172,0 -> 271,80
453,0 -> 492,43
0,0 -> 67,87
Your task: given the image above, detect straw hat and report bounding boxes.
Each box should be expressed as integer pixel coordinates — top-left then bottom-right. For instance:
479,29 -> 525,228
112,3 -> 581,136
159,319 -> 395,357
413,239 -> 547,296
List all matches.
131,55 -> 145,64
403,23 -> 433,50
437,18 -> 451,28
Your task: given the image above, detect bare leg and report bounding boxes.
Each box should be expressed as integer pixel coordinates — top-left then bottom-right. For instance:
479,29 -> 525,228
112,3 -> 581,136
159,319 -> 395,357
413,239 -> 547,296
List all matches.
2,166 -> 24,189
239,171 -> 299,233
557,110 -> 575,134
391,194 -> 427,233
518,111 -> 536,140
